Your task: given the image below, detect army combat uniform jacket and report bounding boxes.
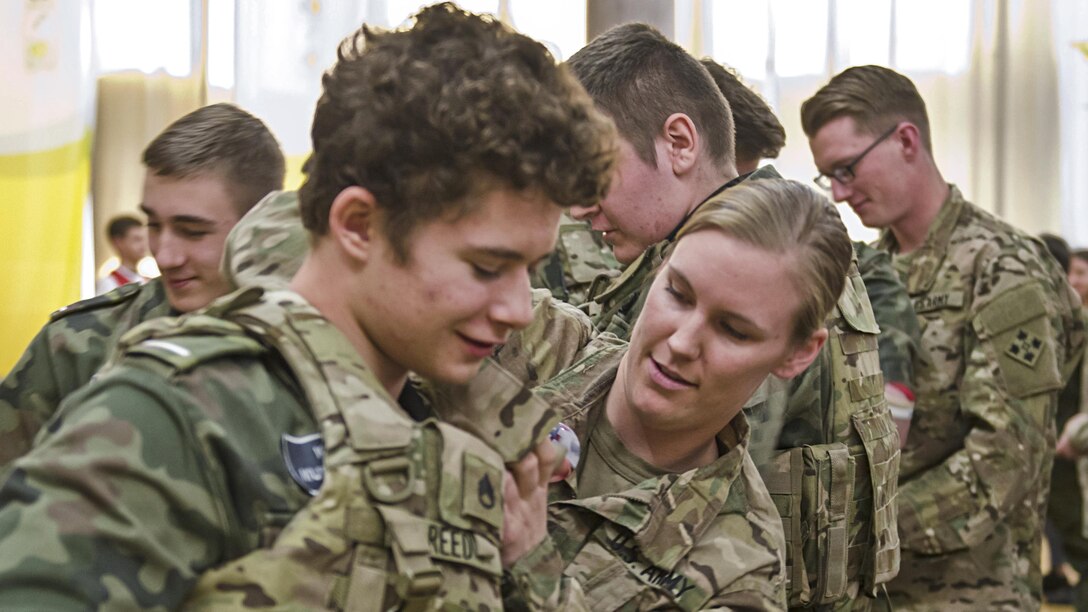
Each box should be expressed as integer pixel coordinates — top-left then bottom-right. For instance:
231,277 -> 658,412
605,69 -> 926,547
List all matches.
0,288 -> 559,610
575,170 -> 902,609
505,339 -> 788,611
878,185 -> 1086,610
530,211 -> 621,307
0,278 -> 172,471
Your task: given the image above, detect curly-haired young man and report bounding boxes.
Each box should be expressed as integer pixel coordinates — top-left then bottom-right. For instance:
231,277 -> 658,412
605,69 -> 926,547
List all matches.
0,4 -> 615,610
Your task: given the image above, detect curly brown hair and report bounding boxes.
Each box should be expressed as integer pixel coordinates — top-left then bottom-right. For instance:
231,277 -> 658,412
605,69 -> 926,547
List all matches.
299,2 -> 616,259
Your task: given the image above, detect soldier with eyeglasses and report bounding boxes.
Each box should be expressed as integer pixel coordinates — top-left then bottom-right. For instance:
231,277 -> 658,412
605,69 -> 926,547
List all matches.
803,64 -> 1086,611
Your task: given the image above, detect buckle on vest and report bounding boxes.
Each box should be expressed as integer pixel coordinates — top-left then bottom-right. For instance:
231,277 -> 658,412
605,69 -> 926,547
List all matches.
364,456 -> 415,503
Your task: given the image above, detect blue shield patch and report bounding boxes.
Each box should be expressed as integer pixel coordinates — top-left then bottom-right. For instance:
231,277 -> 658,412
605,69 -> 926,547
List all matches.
281,433 -> 325,496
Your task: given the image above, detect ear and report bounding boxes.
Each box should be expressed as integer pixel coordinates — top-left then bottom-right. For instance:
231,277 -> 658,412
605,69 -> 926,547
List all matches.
661,113 -> 699,176
894,122 -> 924,161
327,185 -> 379,263
771,327 -> 828,379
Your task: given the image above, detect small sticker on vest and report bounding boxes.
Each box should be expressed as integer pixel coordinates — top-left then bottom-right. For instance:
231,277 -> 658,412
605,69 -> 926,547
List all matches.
1006,328 -> 1044,368
281,433 -> 325,496
478,473 -> 496,509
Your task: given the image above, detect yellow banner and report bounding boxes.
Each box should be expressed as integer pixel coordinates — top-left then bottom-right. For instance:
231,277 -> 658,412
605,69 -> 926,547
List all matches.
0,134 -> 90,375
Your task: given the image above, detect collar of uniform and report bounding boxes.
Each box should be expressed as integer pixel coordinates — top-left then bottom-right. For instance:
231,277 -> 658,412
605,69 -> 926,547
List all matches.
557,412 -> 751,571
590,241 -> 664,305
877,183 -> 965,295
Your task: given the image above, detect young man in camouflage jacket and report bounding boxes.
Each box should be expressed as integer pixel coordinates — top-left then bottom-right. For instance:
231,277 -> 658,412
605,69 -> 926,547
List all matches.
0,5 -> 616,609
804,64 -> 1086,610
0,103 -> 285,471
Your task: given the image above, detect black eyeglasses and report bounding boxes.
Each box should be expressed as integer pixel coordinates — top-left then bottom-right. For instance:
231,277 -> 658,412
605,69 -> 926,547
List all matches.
813,124 -> 899,190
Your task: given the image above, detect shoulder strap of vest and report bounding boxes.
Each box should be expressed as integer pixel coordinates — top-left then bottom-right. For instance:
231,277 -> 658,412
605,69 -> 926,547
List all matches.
50,281 -> 145,322
228,289 -> 407,442
110,290 -> 267,373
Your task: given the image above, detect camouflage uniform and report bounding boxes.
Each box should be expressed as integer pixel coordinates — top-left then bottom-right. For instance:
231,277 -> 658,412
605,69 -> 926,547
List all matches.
506,338 -> 788,610
530,211 -> 621,309
0,189 -> 317,477
854,241 -> 920,390
220,190 -> 309,290
579,169 -> 903,609
877,185 -> 1086,610
0,286 -> 559,610
0,278 -> 172,471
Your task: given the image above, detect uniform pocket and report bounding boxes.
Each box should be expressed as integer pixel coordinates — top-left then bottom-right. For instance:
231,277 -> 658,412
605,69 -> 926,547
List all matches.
851,404 -> 901,591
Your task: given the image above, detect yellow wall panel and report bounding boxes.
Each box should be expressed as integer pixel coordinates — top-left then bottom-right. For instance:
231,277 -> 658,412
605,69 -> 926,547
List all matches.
0,134 -> 90,375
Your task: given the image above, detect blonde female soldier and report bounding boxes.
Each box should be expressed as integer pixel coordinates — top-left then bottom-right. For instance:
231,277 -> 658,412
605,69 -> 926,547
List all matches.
502,179 -> 854,610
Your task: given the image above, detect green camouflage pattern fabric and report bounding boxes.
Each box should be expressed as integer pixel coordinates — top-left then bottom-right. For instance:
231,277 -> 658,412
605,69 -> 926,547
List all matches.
505,339 -> 787,610
0,278 -> 172,472
876,185 -> 1087,610
0,283 -> 561,609
221,190 -> 309,290
0,290 -> 313,609
854,241 -> 920,389
183,288 -> 561,611
530,211 -> 621,309
496,289 -> 596,389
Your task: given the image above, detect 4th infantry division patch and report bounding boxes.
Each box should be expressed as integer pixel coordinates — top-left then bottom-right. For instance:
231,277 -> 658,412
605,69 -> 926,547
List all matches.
1006,329 -> 1043,368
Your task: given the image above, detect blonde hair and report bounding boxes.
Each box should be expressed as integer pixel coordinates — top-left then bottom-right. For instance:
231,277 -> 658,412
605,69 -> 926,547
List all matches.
677,179 -> 851,344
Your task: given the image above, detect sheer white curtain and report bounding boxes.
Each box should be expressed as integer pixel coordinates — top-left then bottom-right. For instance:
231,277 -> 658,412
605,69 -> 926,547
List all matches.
1055,0 -> 1088,248
1,1 -> 95,373
690,0 -> 1064,242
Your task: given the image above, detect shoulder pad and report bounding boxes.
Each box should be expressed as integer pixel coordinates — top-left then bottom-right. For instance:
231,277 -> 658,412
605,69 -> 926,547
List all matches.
49,282 -> 144,322
836,262 -> 881,335
123,332 -> 267,373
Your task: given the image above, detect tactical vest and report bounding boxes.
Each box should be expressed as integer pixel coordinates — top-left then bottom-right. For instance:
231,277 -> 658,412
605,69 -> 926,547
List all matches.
758,260 -> 901,609
113,288 -> 555,611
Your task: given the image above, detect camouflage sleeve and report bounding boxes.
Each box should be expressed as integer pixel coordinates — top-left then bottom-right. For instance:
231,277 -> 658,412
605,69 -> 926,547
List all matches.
0,362 -> 238,608
855,241 -> 920,388
502,534 -> 589,611
494,289 -> 595,388
897,280 -> 1063,554
0,326 -> 67,470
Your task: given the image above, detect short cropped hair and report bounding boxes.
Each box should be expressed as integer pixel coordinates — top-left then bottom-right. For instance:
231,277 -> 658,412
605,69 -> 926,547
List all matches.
106,215 -> 143,241
1040,233 -> 1071,274
700,58 -> 784,165
801,65 -> 932,153
567,23 -> 734,168
142,103 -> 286,216
298,3 -> 616,260
678,179 -> 851,345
